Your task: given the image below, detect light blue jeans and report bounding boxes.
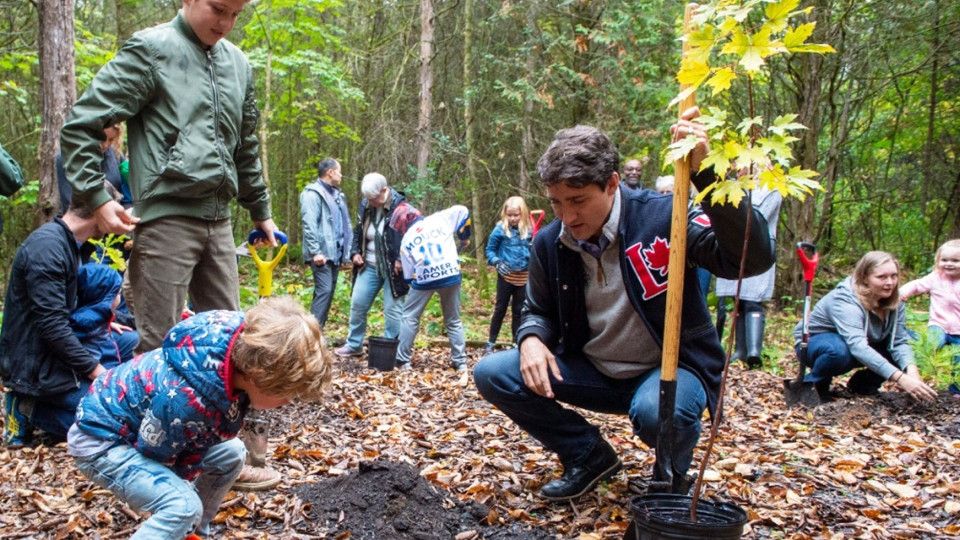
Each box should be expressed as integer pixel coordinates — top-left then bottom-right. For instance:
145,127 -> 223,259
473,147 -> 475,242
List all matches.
74,438 -> 246,539
474,349 -> 707,474
345,265 -> 405,351
396,283 -> 467,367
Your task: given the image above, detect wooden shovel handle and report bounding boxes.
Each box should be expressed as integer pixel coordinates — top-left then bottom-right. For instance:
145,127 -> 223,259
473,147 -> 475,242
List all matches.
660,3 -> 699,383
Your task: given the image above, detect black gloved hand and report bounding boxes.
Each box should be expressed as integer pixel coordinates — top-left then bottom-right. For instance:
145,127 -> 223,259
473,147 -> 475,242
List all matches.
496,261 -> 511,276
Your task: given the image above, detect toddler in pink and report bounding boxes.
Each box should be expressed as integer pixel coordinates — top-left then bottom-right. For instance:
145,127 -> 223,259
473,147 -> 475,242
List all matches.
901,239 -> 960,396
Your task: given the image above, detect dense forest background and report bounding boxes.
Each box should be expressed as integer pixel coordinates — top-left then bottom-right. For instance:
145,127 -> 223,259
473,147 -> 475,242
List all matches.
0,0 -> 958,304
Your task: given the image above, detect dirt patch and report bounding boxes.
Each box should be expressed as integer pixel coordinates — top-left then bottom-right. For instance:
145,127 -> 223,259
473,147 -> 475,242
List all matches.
292,460 -> 555,539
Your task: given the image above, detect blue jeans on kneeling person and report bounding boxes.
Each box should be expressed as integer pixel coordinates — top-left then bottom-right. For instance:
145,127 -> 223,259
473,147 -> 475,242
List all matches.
800,332 -> 893,394
473,348 -> 707,475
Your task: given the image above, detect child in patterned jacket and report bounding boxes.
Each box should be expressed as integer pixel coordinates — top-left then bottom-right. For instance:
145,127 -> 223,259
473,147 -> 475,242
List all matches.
67,297 -> 333,539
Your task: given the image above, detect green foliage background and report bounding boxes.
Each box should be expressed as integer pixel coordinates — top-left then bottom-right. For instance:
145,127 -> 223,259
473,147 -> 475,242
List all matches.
0,0 -> 958,369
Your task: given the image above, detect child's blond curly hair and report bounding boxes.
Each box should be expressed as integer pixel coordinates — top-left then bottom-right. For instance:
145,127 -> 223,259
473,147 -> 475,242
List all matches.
230,297 -> 333,402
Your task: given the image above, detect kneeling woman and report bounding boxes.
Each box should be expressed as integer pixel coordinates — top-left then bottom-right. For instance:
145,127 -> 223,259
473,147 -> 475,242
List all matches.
795,251 -> 937,403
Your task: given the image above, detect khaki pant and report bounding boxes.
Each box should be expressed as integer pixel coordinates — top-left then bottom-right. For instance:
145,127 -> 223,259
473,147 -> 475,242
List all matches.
129,216 -> 240,353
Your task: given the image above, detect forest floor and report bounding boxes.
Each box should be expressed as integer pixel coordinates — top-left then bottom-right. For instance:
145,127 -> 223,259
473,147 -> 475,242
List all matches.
1,345 -> 959,539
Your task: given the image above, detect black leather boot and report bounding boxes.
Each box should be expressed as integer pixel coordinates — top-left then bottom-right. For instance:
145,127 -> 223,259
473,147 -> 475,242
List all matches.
540,439 -> 622,501
847,369 -> 884,396
744,311 -> 765,369
814,380 -> 834,403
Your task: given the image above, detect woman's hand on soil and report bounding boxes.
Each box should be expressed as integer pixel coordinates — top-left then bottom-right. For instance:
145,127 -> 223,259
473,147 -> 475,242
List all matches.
899,373 -> 937,404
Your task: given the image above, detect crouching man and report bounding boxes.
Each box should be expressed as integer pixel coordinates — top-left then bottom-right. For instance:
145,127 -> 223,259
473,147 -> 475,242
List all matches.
473,108 -> 775,501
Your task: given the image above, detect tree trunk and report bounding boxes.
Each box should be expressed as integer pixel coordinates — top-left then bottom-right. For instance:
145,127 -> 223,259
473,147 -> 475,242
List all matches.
416,0 -> 434,185
778,0 -> 829,306
519,0 -> 539,194
36,0 -> 76,225
921,0 -> 940,216
462,0 -> 488,293
259,49 -> 273,190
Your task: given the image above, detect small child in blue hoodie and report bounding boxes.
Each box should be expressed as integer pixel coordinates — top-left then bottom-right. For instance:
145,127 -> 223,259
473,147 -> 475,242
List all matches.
68,297 -> 333,539
71,264 -> 135,369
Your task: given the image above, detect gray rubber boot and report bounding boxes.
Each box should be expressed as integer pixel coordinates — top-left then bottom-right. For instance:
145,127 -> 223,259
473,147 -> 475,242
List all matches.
744,311 -> 765,369
732,314 -> 747,362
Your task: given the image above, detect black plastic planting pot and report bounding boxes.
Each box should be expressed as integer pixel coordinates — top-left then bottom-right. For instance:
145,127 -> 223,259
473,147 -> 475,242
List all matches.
626,494 -> 747,540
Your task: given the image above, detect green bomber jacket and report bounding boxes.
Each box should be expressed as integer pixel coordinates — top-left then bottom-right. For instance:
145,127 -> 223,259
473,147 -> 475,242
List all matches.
61,13 -> 270,224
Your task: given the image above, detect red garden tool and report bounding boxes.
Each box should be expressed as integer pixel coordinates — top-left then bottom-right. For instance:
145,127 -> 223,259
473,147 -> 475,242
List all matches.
530,209 -> 545,237
783,242 -> 821,407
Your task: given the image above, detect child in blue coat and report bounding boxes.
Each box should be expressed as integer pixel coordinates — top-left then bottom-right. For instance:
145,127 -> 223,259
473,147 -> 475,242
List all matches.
68,297 -> 333,539
484,196 -> 533,350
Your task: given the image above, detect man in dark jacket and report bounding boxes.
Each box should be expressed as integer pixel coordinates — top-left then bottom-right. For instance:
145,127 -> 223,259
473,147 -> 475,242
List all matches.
335,173 -> 420,357
473,108 -> 775,501
1,184 -> 119,447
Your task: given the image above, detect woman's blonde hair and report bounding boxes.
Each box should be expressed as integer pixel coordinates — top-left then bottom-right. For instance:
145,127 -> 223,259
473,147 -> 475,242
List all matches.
500,196 -> 532,238
230,297 -> 333,402
853,251 -> 901,312
934,239 -> 960,273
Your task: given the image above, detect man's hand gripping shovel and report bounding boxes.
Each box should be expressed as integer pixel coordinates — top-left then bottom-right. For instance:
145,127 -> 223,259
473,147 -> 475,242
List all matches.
247,229 -> 289,298
783,242 -> 820,407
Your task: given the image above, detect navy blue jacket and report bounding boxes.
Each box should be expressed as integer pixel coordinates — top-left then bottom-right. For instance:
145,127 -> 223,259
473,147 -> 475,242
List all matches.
0,219 -> 98,396
519,172 -> 775,415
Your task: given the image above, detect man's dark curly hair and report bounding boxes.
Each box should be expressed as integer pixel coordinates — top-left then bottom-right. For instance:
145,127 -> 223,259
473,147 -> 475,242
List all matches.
536,125 -> 620,189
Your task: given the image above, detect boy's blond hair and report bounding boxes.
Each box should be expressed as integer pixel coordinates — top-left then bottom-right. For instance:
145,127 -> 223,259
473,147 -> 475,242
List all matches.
231,297 -> 333,402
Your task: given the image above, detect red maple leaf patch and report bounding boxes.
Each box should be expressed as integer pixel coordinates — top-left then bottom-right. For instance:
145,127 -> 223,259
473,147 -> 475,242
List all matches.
643,237 -> 670,276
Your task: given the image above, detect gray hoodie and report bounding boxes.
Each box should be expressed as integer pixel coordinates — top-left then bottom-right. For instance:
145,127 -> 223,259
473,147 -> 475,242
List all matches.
794,276 -> 914,380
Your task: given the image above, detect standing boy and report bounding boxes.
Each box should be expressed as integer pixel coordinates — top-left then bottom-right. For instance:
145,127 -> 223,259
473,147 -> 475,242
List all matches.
60,0 -> 279,354
396,205 -> 472,371
69,297 -> 333,539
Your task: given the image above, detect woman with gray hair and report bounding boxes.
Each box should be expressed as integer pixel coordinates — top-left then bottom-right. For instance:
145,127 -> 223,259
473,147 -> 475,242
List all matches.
335,173 -> 422,357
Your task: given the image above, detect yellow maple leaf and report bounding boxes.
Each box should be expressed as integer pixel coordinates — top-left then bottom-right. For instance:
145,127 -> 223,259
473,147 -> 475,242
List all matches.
706,67 -> 737,95
764,0 -> 800,33
784,22 -> 816,48
677,58 -> 710,86
721,27 -> 784,72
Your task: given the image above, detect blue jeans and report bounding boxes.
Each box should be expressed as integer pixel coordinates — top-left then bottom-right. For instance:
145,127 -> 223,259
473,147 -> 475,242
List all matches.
929,325 -> 960,356
474,349 -> 707,474
74,438 -> 246,539
309,261 -> 339,327
345,265 -> 405,351
696,267 -> 712,304
30,353 -> 127,440
396,284 -> 467,366
800,332 -> 891,391
113,328 -> 139,361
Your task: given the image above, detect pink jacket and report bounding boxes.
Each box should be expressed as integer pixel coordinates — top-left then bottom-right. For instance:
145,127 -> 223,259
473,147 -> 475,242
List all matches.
901,272 -> 960,335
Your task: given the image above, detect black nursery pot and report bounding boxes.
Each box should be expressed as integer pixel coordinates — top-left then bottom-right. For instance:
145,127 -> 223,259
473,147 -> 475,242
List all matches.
629,494 -> 747,540
367,336 -> 399,371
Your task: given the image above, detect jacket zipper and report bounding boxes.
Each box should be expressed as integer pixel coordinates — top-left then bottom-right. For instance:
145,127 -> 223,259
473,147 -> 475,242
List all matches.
207,50 -> 228,220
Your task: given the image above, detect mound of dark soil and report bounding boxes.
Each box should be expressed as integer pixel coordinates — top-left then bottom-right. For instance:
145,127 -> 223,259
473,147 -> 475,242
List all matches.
292,460 -> 555,540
